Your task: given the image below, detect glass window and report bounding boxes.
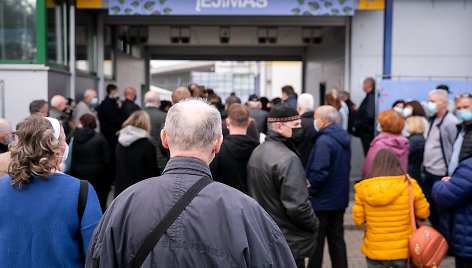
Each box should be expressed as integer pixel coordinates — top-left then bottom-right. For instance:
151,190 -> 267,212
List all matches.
103,26 -> 114,79
48,2 -> 68,65
0,0 -> 36,61
76,10 -> 96,73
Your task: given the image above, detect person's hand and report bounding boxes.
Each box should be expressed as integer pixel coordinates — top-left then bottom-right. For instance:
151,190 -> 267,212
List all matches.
441,176 -> 451,182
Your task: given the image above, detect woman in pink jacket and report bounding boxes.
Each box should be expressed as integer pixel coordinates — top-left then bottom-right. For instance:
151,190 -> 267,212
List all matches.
362,109 -> 410,178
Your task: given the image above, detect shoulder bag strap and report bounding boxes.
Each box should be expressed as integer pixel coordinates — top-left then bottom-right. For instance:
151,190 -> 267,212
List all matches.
130,176 -> 213,268
78,179 -> 88,225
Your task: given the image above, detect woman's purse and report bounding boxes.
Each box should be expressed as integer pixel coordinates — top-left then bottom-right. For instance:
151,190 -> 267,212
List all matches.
407,178 -> 449,268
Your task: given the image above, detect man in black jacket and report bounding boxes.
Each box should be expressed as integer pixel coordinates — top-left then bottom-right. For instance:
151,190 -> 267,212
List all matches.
353,77 -> 376,155
210,103 -> 259,194
247,103 -> 319,268
119,87 -> 140,122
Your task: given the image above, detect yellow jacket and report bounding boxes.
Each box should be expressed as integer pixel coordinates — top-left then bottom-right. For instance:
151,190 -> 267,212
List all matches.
352,175 -> 430,260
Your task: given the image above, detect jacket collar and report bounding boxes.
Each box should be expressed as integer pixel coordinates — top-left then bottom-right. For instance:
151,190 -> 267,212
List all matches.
162,156 -> 212,178
265,130 -> 301,158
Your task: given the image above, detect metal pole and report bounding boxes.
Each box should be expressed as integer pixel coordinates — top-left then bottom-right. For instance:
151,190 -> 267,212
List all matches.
55,6 -> 63,64
0,3 -> 5,60
97,12 -> 105,100
344,16 -> 351,92
69,4 -> 76,100
383,0 -> 393,79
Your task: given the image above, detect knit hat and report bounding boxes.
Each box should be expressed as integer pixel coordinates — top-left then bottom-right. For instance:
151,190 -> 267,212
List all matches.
248,94 -> 259,102
267,103 -> 300,122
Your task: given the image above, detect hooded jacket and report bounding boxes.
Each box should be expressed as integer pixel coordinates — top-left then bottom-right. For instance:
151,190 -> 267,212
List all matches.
210,135 -> 259,194
362,132 -> 410,178
247,131 -> 318,259
433,154 -> 472,258
115,126 -> 158,197
353,175 -> 430,260
306,123 -> 351,211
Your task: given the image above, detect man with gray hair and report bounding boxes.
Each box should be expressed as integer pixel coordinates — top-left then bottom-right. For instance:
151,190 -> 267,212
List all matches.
306,105 -> 350,268
297,93 -> 316,167
247,94 -> 268,134
143,90 -> 167,172
73,89 -> 100,132
86,99 -> 296,267
0,119 -> 12,153
423,89 -> 460,230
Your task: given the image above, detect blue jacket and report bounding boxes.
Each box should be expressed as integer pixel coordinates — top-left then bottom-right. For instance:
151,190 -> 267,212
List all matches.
432,154 -> 472,258
306,123 -> 351,211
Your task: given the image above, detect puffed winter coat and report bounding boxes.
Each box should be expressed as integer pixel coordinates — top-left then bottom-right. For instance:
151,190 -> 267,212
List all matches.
353,175 -> 430,260
432,154 -> 472,258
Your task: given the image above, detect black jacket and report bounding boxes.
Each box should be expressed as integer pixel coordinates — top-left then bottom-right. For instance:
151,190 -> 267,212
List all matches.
119,99 -> 140,123
407,134 -> 425,181
247,131 -> 318,259
97,96 -> 121,155
69,128 -> 110,188
210,135 -> 259,194
353,91 -> 375,138
115,132 -> 158,197
457,123 -> 472,161
0,143 -> 7,154
297,111 -> 316,168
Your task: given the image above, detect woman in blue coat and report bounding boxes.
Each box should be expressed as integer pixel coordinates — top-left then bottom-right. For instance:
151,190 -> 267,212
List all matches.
433,153 -> 472,268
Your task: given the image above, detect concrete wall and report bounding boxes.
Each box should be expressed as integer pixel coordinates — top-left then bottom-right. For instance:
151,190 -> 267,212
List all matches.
270,62 -> 302,99
75,73 -> 98,103
115,52 -> 146,106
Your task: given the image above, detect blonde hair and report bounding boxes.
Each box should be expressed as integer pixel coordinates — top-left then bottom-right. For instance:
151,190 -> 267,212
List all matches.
407,116 -> 425,135
123,110 -> 151,133
8,116 -> 61,189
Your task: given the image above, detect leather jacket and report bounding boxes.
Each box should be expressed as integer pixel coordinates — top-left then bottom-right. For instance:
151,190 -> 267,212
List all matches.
247,130 -> 319,259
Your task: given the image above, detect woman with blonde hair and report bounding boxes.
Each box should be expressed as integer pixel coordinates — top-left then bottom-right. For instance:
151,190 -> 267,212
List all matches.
362,109 -> 410,178
0,116 -> 102,267
354,149 -> 429,268
115,110 -> 159,197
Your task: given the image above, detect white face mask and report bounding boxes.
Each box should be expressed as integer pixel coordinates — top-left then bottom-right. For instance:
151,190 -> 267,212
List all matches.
393,106 -> 404,115
60,144 -> 69,161
403,107 -> 413,118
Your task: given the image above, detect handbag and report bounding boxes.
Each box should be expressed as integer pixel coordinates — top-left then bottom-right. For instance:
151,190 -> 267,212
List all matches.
407,178 -> 449,268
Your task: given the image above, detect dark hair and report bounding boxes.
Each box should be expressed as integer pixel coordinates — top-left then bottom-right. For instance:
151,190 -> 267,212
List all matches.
364,77 -> 376,90
271,97 -> 282,106
436,84 -> 449,92
79,114 -> 97,129
159,100 -> 172,112
325,93 -> 341,110
29,100 -> 48,115
405,101 -> 426,117
260,97 -> 269,111
392,100 -> 405,108
228,103 -> 250,128
106,84 -> 117,95
282,85 -> 295,97
225,95 -> 241,109
367,149 -> 405,179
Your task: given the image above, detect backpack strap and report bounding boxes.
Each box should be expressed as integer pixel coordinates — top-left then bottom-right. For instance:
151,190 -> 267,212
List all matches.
130,176 -> 213,268
78,180 -> 88,225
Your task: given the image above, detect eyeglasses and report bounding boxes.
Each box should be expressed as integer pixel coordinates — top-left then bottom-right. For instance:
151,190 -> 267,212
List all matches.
455,93 -> 472,100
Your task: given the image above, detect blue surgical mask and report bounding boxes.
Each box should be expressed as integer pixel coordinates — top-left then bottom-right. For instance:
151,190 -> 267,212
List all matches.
313,120 -> 319,132
91,98 -> 98,106
426,102 -> 438,115
457,110 -> 472,122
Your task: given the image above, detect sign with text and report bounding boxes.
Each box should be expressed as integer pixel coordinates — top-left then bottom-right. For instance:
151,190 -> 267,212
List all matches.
109,0 -> 355,16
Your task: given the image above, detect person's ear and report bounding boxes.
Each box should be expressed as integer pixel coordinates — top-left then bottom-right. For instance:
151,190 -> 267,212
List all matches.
160,129 -> 169,149
214,135 -> 223,154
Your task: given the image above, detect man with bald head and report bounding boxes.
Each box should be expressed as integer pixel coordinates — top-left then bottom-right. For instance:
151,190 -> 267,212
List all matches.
120,87 -> 141,122
74,89 -> 100,132
143,90 -> 167,172
50,95 -> 73,137
306,105 -> 350,268
86,99 -> 296,267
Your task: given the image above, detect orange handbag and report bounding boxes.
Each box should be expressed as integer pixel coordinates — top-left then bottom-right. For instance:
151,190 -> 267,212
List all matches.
408,179 -> 449,268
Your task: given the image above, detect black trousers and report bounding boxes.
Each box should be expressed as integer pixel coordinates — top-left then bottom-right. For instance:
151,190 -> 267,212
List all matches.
422,171 -> 443,230
360,132 -> 374,156
308,209 -> 348,268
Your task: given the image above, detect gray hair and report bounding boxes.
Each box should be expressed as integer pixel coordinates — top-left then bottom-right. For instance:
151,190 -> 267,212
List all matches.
165,98 -> 222,154
84,89 -> 96,98
429,89 -> 448,102
0,119 -> 12,136
298,93 -> 314,113
50,95 -> 66,108
316,105 -> 338,123
144,90 -> 160,104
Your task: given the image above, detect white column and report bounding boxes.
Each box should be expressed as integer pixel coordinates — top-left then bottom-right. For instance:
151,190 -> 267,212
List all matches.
69,4 -> 76,100
55,6 -> 63,64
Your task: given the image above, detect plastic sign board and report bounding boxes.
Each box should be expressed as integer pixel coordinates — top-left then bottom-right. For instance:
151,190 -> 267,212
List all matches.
359,0 -> 384,10
77,0 -> 103,8
377,80 -> 472,112
108,0 -> 355,16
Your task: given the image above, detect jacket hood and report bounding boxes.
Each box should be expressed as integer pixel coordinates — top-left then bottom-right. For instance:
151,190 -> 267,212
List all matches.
355,175 -> 409,206
73,127 -> 96,143
317,123 -> 350,148
118,125 -> 149,147
371,132 -> 409,153
223,135 -> 259,160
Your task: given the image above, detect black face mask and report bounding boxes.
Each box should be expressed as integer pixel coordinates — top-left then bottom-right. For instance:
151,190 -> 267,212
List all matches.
289,127 -> 304,145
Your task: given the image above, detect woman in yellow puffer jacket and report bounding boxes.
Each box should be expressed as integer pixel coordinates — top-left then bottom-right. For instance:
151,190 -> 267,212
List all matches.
353,149 -> 430,267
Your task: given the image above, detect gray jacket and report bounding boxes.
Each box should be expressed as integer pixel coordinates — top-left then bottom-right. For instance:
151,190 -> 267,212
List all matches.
74,101 -> 100,133
143,105 -> 167,169
427,111 -> 460,172
86,157 -> 296,267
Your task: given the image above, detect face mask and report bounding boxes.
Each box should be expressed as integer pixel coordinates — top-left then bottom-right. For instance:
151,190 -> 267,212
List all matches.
403,107 -> 413,118
113,93 -> 120,99
426,102 -> 438,115
393,107 -> 403,115
289,127 -> 304,145
457,110 -> 472,122
313,120 -> 319,132
60,144 -> 69,161
376,123 -> 382,133
91,98 -> 98,106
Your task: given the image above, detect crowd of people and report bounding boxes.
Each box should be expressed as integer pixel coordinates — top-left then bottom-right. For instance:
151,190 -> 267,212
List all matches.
0,78 -> 471,268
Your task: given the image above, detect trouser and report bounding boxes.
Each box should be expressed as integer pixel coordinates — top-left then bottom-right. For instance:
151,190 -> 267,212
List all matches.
360,132 -> 374,156
456,257 -> 472,268
295,258 -> 305,268
307,209 -> 348,268
366,258 -> 408,268
422,170 -> 443,230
